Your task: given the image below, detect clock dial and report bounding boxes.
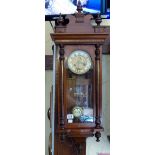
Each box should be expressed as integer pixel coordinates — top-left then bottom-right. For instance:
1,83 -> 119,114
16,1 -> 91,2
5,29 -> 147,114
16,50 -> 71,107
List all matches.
72,106 -> 83,118
67,50 -> 92,74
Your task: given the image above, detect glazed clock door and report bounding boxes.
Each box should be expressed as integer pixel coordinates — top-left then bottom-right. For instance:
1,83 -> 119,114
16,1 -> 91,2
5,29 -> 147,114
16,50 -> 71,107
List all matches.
66,50 -> 94,124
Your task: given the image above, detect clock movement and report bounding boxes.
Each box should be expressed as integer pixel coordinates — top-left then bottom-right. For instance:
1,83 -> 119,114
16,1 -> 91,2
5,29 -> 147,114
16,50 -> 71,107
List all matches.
49,1 -> 109,155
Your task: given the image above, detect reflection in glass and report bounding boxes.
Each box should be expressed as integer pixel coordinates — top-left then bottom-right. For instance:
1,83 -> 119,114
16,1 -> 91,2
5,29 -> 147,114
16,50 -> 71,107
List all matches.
67,71 -> 94,123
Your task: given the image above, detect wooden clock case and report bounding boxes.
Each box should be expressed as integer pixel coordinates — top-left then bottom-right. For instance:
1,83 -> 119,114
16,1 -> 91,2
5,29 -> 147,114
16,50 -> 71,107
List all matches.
49,2 -> 109,155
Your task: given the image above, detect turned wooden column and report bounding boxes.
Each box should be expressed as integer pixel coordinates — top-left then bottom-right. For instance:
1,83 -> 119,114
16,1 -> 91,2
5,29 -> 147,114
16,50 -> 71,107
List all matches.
95,44 -> 102,142
59,44 -> 66,141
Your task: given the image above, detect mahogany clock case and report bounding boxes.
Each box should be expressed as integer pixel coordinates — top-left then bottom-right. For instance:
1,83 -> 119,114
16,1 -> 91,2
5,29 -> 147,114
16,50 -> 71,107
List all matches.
47,3 -> 110,155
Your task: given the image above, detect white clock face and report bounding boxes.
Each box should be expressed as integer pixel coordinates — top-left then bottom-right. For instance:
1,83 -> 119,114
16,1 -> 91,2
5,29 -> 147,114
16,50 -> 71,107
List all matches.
67,50 -> 92,75
72,106 -> 83,118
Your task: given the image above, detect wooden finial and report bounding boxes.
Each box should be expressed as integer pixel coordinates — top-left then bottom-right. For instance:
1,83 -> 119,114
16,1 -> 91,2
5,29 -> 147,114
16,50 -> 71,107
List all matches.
77,0 -> 83,13
95,131 -> 101,142
57,13 -> 64,26
95,13 -> 102,26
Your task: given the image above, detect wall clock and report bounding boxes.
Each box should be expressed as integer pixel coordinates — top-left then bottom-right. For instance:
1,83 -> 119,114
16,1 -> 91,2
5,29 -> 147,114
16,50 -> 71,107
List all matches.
49,2 -> 109,155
